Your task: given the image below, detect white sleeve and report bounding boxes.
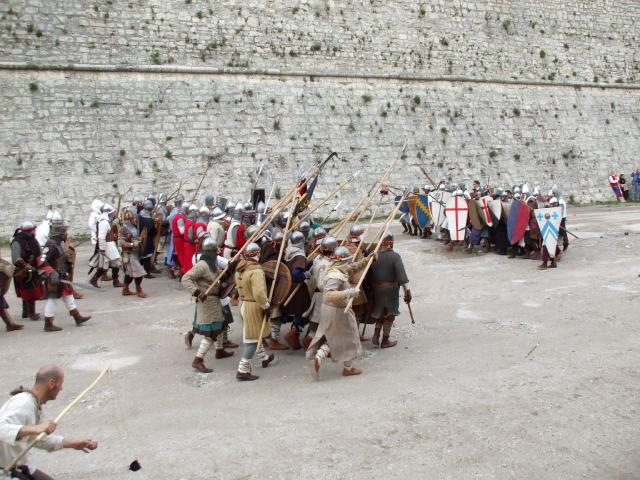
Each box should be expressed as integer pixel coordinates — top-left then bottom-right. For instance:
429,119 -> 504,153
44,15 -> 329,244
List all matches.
97,220 -> 109,250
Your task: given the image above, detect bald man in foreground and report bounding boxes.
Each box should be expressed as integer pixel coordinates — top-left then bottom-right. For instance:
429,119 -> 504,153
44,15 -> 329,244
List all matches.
0,365 -> 98,480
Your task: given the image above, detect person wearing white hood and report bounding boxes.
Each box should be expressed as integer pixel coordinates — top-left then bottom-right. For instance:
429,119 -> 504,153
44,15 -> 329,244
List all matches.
87,199 -> 111,283
87,204 -> 124,288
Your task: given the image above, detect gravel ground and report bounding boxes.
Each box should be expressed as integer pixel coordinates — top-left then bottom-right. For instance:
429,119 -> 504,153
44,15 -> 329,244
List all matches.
1,204 -> 639,480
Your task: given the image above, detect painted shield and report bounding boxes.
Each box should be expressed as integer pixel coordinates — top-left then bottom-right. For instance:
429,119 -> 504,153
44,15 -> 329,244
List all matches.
535,207 -> 563,258
261,260 -> 292,306
429,191 -> 451,228
479,196 -> 494,227
416,194 -> 432,229
219,264 -> 236,299
445,196 -> 469,241
396,195 -> 409,214
468,199 -> 484,230
489,199 -> 502,222
507,200 -> 530,244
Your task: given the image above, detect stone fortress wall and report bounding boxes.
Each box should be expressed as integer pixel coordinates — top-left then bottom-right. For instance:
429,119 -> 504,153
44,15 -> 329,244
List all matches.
1,0 -> 639,237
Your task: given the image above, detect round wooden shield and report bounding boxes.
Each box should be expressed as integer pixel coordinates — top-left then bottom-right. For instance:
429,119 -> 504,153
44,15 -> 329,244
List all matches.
261,260 -> 292,306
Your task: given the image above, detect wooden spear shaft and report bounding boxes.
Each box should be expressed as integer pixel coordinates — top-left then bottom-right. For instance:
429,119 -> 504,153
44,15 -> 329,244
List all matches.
290,172 -> 359,230
255,197 -> 298,352
4,365 -> 111,473
344,194 -> 408,313
352,194 -> 385,260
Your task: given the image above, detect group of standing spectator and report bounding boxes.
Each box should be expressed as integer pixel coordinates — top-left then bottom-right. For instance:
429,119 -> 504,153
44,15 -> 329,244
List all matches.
608,169 -> 640,202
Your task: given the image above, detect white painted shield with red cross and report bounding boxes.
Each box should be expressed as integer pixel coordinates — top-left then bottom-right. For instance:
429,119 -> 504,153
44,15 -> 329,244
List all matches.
429,190 -> 451,228
445,196 -> 469,241
479,196 -> 493,227
489,199 -> 502,221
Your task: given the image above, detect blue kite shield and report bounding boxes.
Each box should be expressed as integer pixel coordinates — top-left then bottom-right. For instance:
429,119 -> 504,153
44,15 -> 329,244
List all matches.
396,195 -> 409,214
416,194 -> 432,229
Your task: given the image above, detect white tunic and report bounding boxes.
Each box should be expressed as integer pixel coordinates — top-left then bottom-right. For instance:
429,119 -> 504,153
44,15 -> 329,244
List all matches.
0,392 -> 64,472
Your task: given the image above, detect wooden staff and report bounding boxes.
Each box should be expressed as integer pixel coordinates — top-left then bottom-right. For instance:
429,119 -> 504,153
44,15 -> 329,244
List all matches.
255,197 -> 298,353
344,193 -> 408,313
282,160 -> 400,309
201,167 -> 320,297
4,365 -> 110,473
337,148 -> 402,244
290,171 -> 360,230
352,193 -> 385,259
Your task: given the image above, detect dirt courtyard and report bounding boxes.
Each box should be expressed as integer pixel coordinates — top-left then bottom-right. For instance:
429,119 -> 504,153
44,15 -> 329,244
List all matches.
1,204 -> 639,479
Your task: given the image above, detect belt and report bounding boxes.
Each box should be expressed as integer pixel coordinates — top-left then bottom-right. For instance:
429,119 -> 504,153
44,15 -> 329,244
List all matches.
240,298 -> 255,302
224,245 -> 237,251
373,281 -> 398,289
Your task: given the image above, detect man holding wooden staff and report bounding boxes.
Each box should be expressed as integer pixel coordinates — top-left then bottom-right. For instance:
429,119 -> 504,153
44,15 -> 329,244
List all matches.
0,365 -> 97,479
368,232 -> 411,348
306,246 -> 370,379
234,243 -> 276,381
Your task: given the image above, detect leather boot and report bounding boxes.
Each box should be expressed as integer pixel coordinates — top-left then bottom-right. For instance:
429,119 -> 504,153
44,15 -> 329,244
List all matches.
21,300 -> 28,319
223,340 -> 239,349
381,336 -> 397,348
90,270 -> 103,288
112,269 -> 124,288
168,267 -> 177,279
268,337 -> 289,351
401,223 -> 409,234
44,317 -> 62,332
2,312 -> 23,332
342,366 -> 363,376
135,284 -> 148,298
215,349 -> 234,359
100,272 -> 112,282
122,284 -> 133,296
184,331 -> 194,349
236,371 -> 259,381
285,326 -> 302,350
549,259 -> 557,269
371,328 -> 381,346
192,357 -> 213,373
70,309 -> 91,326
537,261 -> 548,270
311,356 -> 321,380
28,301 -> 40,321
261,354 -> 275,368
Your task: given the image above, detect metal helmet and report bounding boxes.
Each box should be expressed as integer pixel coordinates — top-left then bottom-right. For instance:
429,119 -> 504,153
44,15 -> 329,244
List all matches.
331,245 -> 353,261
175,194 -> 185,207
246,224 -> 258,238
20,220 -> 36,231
132,195 -> 142,205
513,186 -> 521,194
313,227 -> 327,239
211,206 -> 225,220
232,204 -> 245,221
50,210 -> 64,225
273,231 -> 284,243
320,235 -> 337,253
199,206 -> 210,216
350,224 -> 364,237
299,220 -> 311,232
522,183 -> 530,195
549,196 -> 559,205
277,211 -> 289,227
200,235 -> 218,252
204,193 -> 215,208
101,203 -> 115,214
143,199 -> 154,211
244,242 -> 261,258
439,184 -> 446,190
158,192 -> 168,204
550,184 -> 562,199
290,230 -> 306,249
225,200 -> 237,214
256,201 -> 266,214
454,189 -> 464,197
188,204 -> 198,213
244,202 -> 253,211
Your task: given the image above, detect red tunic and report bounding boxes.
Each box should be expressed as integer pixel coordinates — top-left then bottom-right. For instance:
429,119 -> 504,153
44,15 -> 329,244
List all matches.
181,219 -> 196,274
171,212 -> 187,270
